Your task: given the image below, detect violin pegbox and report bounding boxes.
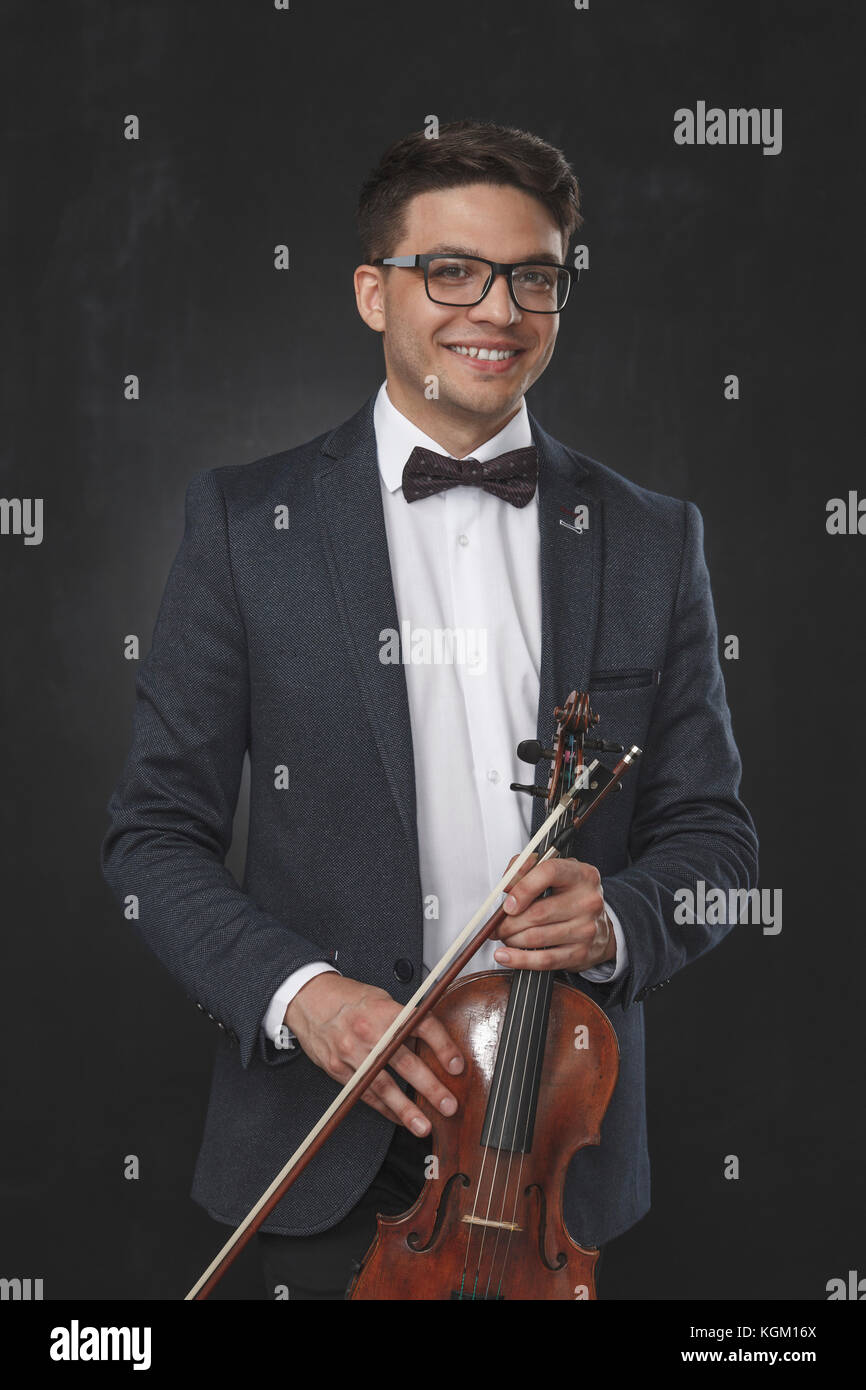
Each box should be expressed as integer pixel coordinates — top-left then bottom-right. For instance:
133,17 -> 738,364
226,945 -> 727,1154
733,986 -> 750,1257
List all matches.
547,690 -> 598,814
512,690 -> 626,844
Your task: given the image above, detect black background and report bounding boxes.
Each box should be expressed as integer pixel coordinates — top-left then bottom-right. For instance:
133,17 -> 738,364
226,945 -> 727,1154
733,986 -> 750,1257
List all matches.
1,0 -> 864,1303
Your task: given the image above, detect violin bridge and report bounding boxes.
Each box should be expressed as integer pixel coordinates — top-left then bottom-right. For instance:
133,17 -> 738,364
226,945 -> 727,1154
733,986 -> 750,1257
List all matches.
461,1215 -> 522,1232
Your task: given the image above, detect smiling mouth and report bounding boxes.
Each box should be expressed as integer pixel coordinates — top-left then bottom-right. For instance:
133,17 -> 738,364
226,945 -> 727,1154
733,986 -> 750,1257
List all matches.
444,344 -> 523,361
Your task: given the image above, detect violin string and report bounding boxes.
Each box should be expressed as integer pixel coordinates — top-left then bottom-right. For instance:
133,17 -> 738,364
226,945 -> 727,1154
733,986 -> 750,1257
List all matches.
492,958 -> 549,1296
476,762 -> 569,1299
486,763 -> 577,1296
456,928 -> 533,1296
482,968 -> 545,1298
446,788 -> 579,1296
461,723 -> 581,1298
457,799 -> 569,1298
487,866 -> 560,1293
458,966 -> 530,1296
490,731 -> 580,1298
473,966 -> 542,1295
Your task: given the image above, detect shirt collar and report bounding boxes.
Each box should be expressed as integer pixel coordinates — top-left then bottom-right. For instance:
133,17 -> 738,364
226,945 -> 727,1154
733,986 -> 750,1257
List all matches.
373,379 -> 533,495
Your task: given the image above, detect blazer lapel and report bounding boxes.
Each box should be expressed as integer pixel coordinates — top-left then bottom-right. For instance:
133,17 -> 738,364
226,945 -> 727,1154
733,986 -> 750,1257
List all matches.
313,396 -> 420,867
526,411 -> 603,835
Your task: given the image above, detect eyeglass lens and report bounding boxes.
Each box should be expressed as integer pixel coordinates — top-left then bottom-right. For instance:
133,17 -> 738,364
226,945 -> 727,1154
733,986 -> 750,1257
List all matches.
426,256 -> 569,311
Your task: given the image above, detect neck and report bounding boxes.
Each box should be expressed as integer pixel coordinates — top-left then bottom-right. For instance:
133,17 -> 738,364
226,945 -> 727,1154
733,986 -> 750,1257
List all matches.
385,378 -> 523,458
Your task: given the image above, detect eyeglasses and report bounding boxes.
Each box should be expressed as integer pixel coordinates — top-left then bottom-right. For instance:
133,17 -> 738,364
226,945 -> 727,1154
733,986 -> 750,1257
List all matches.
372,252 -> 576,313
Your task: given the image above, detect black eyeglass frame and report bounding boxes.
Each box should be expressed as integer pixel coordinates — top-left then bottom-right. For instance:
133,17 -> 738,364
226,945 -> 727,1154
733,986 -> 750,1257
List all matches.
373,252 -> 576,313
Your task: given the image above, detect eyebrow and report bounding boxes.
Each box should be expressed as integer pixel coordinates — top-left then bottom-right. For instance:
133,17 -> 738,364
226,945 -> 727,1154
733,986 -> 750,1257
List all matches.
425,244 -> 563,265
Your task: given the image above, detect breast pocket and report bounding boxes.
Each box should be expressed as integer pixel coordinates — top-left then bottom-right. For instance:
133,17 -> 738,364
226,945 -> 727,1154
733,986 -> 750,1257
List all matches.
589,667 -> 660,691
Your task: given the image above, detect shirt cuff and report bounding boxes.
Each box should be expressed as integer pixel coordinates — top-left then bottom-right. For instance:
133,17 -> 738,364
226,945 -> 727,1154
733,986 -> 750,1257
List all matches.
578,899 -> 628,983
262,961 -> 340,1047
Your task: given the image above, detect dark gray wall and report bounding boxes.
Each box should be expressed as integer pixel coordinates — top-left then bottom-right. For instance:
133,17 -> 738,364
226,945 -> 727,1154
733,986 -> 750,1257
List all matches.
1,0 -> 863,1301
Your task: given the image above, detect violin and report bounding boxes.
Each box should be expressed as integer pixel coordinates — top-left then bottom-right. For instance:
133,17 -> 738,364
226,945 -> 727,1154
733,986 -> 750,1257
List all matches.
185,689 -> 640,1300
348,691 -> 626,1300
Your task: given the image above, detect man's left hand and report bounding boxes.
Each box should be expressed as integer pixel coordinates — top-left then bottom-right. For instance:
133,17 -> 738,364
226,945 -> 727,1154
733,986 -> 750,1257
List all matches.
492,852 -> 616,973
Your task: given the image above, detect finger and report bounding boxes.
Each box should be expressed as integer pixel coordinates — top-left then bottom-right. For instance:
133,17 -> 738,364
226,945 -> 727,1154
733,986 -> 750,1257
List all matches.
364,1069 -> 436,1136
504,862 -> 602,922
497,890 -> 582,937
496,920 -> 593,951
323,1053 -> 410,1128
492,942 -> 587,971
494,882 -> 577,942
359,1087 -> 413,1129
502,858 -> 578,915
387,1042 -> 459,1120
326,1037 -> 430,1130
412,1012 -> 464,1076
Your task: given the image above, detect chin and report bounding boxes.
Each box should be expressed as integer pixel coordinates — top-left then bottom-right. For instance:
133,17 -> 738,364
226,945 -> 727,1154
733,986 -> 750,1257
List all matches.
443,376 -> 521,411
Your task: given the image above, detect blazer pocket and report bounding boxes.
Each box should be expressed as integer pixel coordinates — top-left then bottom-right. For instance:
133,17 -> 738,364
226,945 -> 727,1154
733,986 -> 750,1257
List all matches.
589,667 -> 660,691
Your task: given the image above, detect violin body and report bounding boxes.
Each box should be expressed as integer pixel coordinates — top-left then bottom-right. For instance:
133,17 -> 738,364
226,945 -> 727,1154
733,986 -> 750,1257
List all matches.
348,968 -> 619,1301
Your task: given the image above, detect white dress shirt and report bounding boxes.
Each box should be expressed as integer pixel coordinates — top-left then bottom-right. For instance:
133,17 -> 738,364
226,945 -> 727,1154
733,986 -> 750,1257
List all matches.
263,381 -> 627,1044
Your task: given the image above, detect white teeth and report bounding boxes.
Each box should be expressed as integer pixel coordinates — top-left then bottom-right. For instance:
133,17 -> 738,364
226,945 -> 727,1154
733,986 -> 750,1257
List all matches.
447,345 -> 518,361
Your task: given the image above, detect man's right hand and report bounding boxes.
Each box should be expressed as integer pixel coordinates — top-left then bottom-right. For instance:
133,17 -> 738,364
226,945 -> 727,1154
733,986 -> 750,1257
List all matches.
284,974 -> 465,1137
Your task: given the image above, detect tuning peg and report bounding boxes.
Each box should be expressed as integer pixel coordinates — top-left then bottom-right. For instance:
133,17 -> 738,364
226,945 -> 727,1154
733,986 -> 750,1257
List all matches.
516,739 -> 556,765
583,739 -> 625,753
509,782 -> 549,798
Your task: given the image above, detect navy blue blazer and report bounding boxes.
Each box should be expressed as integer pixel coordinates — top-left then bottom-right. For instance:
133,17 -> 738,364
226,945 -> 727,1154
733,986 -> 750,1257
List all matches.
101,390 -> 758,1249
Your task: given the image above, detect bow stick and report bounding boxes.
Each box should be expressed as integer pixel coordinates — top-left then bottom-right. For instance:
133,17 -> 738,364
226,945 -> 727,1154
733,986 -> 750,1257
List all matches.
186,741 -> 641,1299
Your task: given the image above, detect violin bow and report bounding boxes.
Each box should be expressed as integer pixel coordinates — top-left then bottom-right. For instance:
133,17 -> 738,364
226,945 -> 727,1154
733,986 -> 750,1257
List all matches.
185,692 -> 640,1299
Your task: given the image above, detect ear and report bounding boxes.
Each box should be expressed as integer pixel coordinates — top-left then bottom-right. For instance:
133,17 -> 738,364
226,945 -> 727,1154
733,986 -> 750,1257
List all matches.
354,264 -> 387,334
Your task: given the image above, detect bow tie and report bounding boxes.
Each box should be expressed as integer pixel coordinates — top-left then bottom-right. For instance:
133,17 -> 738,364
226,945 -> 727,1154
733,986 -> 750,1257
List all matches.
401,444 -> 538,508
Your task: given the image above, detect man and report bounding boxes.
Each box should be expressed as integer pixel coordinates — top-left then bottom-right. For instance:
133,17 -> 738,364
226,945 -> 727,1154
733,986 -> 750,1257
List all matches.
101,120 -> 758,1300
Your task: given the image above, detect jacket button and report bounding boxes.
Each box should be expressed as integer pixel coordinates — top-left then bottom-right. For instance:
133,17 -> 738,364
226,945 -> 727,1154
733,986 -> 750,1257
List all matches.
393,958 -> 414,983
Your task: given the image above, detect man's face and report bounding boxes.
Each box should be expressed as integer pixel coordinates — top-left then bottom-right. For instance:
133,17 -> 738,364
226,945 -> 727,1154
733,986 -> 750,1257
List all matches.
357,182 -> 566,430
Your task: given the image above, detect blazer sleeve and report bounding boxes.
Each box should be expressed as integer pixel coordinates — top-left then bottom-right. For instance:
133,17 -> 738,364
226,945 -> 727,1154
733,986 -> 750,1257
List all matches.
594,499 -> 759,1010
100,467 -> 328,1068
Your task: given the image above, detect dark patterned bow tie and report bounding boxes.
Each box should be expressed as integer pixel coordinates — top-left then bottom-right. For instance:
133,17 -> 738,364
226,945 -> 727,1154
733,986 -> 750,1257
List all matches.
401,444 -> 538,508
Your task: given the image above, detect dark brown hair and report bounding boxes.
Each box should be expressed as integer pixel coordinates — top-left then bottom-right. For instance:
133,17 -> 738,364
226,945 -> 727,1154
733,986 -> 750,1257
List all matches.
357,119 -> 583,265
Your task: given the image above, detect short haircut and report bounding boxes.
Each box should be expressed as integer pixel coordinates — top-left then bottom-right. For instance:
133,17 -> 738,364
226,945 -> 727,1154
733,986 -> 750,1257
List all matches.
357,119 -> 583,265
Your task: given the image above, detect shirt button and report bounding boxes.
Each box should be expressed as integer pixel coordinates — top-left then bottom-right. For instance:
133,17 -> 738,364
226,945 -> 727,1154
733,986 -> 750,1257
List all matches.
487,769 -> 500,784
458,534 -> 469,546
393,958 -> 414,983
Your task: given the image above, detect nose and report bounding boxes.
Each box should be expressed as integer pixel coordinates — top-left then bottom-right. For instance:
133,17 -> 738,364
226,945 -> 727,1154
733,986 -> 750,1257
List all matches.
467,271 -> 522,327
